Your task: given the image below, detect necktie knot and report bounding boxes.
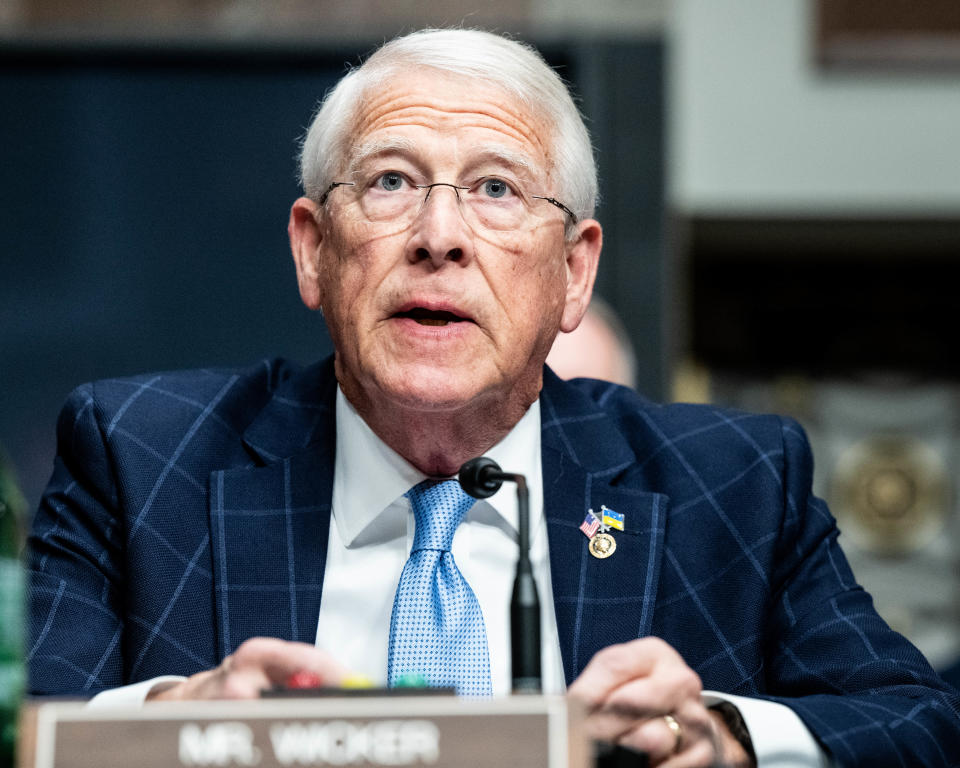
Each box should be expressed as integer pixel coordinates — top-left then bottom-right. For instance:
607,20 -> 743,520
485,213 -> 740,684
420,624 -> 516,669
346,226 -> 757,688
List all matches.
406,479 -> 475,552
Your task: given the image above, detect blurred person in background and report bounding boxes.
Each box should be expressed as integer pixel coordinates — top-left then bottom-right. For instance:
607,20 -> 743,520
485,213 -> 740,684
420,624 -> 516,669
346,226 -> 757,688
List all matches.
546,295 -> 637,389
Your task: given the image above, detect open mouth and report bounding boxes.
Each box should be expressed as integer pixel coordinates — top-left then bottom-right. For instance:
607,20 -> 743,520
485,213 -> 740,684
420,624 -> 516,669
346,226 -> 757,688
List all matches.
394,308 -> 472,327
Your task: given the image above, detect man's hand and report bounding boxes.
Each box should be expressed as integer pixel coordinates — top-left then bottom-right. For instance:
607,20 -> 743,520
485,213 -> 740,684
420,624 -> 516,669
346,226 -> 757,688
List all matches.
147,637 -> 347,701
568,638 -> 753,767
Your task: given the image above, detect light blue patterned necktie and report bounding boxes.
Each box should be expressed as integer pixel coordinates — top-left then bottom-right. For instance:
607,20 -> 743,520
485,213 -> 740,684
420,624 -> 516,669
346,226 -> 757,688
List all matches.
387,479 -> 492,696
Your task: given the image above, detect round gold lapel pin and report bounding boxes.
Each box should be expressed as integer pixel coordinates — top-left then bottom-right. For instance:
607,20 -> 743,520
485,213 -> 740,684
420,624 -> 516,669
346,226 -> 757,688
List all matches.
588,532 -> 616,559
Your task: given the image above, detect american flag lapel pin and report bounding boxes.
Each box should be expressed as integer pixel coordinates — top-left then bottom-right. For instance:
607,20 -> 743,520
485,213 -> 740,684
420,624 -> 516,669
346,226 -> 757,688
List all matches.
580,509 -> 601,539
582,506 -> 620,559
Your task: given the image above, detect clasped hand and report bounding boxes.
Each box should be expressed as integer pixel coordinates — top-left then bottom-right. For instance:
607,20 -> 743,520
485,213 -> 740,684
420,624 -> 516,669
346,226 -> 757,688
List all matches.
568,638 -> 752,768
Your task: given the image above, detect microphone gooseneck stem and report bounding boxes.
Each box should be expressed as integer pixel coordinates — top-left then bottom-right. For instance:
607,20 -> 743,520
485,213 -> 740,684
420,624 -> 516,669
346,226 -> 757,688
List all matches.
516,475 -> 530,558
509,474 -> 541,694
458,457 -> 542,694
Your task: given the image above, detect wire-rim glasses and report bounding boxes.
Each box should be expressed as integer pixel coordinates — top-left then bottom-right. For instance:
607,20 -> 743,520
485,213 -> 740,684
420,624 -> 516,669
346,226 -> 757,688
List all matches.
318,171 -> 578,233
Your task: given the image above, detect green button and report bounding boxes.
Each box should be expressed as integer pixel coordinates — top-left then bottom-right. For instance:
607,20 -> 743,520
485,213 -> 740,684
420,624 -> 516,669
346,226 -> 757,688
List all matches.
393,673 -> 429,688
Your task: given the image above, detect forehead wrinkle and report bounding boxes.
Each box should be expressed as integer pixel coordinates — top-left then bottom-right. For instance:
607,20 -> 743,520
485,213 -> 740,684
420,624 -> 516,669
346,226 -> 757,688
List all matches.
466,144 -> 539,180
347,136 -> 418,173
353,77 -> 553,168
375,106 -> 548,160
351,112 -> 554,187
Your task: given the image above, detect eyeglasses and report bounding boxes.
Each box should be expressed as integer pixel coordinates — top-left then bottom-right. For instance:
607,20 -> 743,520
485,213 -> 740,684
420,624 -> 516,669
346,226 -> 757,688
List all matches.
318,171 -> 577,233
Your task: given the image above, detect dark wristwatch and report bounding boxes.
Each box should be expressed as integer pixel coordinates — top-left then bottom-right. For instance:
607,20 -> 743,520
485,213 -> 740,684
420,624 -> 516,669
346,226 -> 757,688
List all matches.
710,700 -> 757,767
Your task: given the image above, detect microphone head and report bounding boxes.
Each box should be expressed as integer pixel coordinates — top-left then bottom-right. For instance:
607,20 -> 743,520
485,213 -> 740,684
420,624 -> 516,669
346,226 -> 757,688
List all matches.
458,456 -> 503,499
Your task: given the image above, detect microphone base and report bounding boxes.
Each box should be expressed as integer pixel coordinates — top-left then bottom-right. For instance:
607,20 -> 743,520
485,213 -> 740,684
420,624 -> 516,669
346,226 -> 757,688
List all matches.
511,678 -> 542,695
593,741 -> 650,768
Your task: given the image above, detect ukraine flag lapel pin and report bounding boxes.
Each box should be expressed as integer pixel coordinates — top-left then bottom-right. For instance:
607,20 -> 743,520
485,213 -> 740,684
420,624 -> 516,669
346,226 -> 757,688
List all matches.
582,505 -> 623,559
601,504 -> 625,531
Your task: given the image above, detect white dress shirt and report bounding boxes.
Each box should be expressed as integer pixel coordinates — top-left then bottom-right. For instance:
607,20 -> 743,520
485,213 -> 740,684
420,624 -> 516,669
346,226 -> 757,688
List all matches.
91,387 -> 834,767
319,389 -> 566,696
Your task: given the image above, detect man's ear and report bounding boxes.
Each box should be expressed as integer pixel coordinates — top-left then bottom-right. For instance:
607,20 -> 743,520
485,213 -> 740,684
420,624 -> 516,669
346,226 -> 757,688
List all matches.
288,196 -> 324,311
559,218 -> 602,333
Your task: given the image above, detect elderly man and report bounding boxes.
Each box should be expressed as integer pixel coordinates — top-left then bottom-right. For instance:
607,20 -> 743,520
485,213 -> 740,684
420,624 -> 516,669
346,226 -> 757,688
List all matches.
28,29 -> 959,768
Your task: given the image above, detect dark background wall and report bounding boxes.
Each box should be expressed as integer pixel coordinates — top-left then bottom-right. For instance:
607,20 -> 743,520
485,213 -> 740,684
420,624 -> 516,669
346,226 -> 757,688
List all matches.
0,40 -> 666,512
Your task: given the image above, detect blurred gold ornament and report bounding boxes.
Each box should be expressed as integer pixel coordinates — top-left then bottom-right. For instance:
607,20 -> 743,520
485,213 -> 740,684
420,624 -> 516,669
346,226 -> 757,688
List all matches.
830,435 -> 949,556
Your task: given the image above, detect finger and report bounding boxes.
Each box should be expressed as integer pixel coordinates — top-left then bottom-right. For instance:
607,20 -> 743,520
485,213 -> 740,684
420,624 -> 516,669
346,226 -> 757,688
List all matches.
582,696 -> 690,744
230,637 -> 348,688
606,700 -> 718,767
574,649 -> 703,745
582,707 -> 647,744
157,638 -> 350,700
613,716 -> 683,766
569,637 -> 679,707
652,704 -> 721,768
601,662 -> 702,718
210,663 -> 274,699
656,739 -> 717,768
585,700 -> 707,755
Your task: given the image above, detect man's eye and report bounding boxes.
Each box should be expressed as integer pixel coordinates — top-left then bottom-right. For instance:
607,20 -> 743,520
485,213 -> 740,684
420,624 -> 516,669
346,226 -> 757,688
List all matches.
481,178 -> 511,199
376,172 -> 406,192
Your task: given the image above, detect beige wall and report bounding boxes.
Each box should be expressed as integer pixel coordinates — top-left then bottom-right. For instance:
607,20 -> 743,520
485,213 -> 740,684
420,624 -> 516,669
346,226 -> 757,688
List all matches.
669,0 -> 960,215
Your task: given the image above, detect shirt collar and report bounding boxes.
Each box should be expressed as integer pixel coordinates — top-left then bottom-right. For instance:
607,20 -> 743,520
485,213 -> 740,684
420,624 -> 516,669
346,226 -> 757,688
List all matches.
332,388 -> 543,547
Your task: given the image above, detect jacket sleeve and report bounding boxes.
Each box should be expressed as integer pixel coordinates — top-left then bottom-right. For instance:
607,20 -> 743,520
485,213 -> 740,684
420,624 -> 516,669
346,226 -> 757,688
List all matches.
765,416 -> 960,767
27,383 -> 127,696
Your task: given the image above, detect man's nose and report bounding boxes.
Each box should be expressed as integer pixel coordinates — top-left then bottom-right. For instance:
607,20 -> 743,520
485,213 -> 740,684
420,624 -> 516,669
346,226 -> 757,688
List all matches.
405,184 -> 474,267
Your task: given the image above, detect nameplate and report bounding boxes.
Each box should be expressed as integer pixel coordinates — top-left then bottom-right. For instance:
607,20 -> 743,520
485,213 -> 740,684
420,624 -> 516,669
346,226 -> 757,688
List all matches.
24,696 -> 587,768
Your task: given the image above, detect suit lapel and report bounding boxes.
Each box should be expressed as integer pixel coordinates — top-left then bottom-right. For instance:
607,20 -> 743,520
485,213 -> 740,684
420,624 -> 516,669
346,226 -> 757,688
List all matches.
209,358 -> 338,658
540,371 -> 669,685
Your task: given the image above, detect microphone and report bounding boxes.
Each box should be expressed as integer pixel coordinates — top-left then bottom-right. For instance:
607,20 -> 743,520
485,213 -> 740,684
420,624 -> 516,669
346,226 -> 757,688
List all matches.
459,457 -> 541,694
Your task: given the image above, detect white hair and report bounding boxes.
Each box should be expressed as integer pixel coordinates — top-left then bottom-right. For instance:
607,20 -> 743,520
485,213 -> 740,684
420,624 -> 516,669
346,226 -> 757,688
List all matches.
298,28 -> 598,235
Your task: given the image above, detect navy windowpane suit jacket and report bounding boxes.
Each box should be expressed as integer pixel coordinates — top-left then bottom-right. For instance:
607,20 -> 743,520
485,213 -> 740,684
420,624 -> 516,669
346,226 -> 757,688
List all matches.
28,356 -> 960,766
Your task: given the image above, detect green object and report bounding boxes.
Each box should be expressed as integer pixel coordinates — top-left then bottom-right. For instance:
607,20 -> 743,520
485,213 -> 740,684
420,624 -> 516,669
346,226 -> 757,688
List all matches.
0,453 -> 25,768
392,673 -> 429,688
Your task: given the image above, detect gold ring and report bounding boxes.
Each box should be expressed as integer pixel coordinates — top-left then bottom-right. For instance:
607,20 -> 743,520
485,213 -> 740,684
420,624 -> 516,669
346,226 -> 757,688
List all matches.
662,714 -> 682,753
